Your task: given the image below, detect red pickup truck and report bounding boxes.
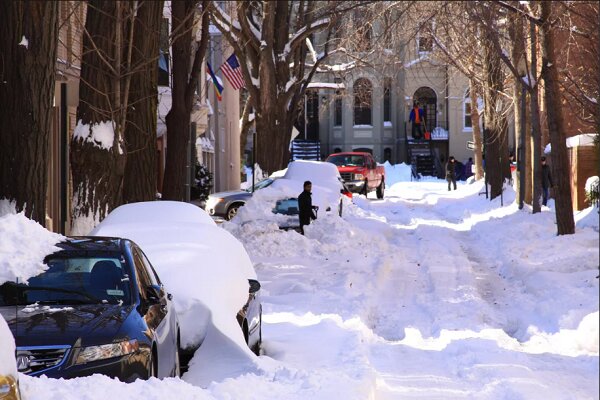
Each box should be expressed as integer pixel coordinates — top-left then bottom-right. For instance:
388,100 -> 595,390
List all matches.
326,152 -> 385,198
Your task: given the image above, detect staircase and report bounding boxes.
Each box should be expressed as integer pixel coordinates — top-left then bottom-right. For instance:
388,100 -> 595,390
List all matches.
291,139 -> 321,161
408,140 -> 436,177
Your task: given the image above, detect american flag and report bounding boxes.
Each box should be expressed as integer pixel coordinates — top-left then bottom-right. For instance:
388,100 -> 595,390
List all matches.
219,54 -> 245,90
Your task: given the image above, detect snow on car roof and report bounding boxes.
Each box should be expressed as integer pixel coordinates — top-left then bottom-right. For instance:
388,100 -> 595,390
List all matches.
90,201 -> 257,364
96,200 -> 216,228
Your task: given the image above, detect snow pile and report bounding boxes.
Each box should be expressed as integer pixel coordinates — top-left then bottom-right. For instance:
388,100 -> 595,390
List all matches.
90,201 -> 259,383
0,204 -> 64,284
381,161 -> 412,186
0,316 -> 16,376
241,164 -> 268,190
73,119 -> 117,151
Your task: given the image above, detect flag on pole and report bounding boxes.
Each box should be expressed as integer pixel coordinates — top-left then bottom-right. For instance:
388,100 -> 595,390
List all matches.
207,62 -> 223,101
219,54 -> 246,90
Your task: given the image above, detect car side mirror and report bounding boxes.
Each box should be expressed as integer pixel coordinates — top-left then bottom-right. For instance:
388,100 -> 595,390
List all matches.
146,285 -> 162,303
248,279 -> 261,294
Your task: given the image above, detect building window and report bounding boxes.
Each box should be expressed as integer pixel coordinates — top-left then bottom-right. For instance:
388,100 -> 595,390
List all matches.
384,148 -> 392,162
464,89 -> 472,130
334,90 -> 342,127
384,77 -> 392,122
417,20 -> 434,53
353,78 -> 372,126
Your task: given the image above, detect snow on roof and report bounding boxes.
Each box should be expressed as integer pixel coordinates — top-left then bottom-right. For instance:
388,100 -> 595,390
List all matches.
307,82 -> 345,90
89,201 -> 257,367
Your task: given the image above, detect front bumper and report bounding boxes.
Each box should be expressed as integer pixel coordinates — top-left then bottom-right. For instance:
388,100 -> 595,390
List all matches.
27,351 -> 150,383
344,180 -> 366,193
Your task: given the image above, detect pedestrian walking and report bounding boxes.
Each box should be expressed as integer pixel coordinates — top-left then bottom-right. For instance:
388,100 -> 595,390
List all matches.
446,156 -> 457,191
464,157 -> 474,179
541,156 -> 553,206
409,101 -> 425,140
298,181 -> 318,235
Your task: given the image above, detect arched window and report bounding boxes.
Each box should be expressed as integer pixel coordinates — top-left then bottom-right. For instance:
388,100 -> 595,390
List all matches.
354,78 -> 372,126
464,89 -> 472,131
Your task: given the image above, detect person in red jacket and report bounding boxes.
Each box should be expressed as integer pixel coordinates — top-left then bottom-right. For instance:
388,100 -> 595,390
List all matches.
409,101 -> 425,140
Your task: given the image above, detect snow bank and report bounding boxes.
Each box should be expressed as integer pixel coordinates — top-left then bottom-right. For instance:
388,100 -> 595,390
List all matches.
0,316 -> 16,376
0,203 -> 64,284
381,161 -> 412,186
90,201 -> 259,383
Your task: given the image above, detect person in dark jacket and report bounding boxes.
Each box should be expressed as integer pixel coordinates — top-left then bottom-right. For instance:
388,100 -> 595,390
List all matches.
298,181 -> 318,235
541,156 -> 553,206
409,101 -> 426,140
446,156 -> 457,191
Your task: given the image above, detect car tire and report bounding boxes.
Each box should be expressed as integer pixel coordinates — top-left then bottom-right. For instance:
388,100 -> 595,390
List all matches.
226,204 -> 241,220
376,180 -> 384,199
361,181 -> 369,197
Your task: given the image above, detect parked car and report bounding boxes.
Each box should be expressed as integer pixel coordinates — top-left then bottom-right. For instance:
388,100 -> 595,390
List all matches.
0,237 -> 181,382
0,316 -> 20,400
326,152 -> 385,198
205,178 -> 275,220
90,201 -> 262,368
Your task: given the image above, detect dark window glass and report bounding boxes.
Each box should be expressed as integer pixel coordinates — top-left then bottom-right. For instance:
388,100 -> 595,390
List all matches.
0,256 -> 132,305
354,78 -> 372,125
326,155 -> 365,167
334,90 -> 342,126
384,77 -> 392,122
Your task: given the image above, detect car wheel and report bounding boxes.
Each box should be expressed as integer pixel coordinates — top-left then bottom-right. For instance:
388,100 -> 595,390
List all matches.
376,180 -> 384,199
361,181 -> 368,197
226,204 -> 241,220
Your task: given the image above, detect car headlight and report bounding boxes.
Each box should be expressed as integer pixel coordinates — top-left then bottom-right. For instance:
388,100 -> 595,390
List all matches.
75,339 -> 139,365
354,174 -> 364,180
0,375 -> 19,400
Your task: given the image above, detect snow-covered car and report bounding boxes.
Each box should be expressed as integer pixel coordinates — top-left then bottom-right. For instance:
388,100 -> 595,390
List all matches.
0,316 -> 20,400
270,160 -> 350,214
205,178 -> 276,220
0,237 -> 181,381
90,201 -> 262,369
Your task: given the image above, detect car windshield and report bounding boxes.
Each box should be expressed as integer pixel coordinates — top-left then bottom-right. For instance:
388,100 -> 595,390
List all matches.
0,256 -> 132,306
272,198 -> 299,215
327,155 -> 365,167
245,178 -> 274,192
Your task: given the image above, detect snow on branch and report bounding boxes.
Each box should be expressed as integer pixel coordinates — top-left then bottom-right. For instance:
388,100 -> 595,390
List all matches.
283,18 -> 330,59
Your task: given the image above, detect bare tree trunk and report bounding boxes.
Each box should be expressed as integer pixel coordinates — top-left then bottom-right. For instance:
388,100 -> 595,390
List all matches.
469,79 -> 484,180
482,17 -> 507,200
0,1 -> 58,225
123,0 -> 163,203
540,1 -> 574,234
511,13 -> 526,205
239,94 -> 253,162
524,92 -> 533,204
163,0 -> 210,201
530,18 -> 543,214
71,0 -> 127,234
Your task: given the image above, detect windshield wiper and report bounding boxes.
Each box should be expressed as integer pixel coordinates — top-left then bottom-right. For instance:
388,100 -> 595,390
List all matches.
5,282 -> 101,303
35,299 -> 95,305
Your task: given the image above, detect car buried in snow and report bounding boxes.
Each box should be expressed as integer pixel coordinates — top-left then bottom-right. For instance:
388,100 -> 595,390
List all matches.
0,237 -> 181,381
89,201 -> 262,370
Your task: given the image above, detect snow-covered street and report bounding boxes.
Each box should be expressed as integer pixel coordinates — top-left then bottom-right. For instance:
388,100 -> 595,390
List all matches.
18,179 -> 598,400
